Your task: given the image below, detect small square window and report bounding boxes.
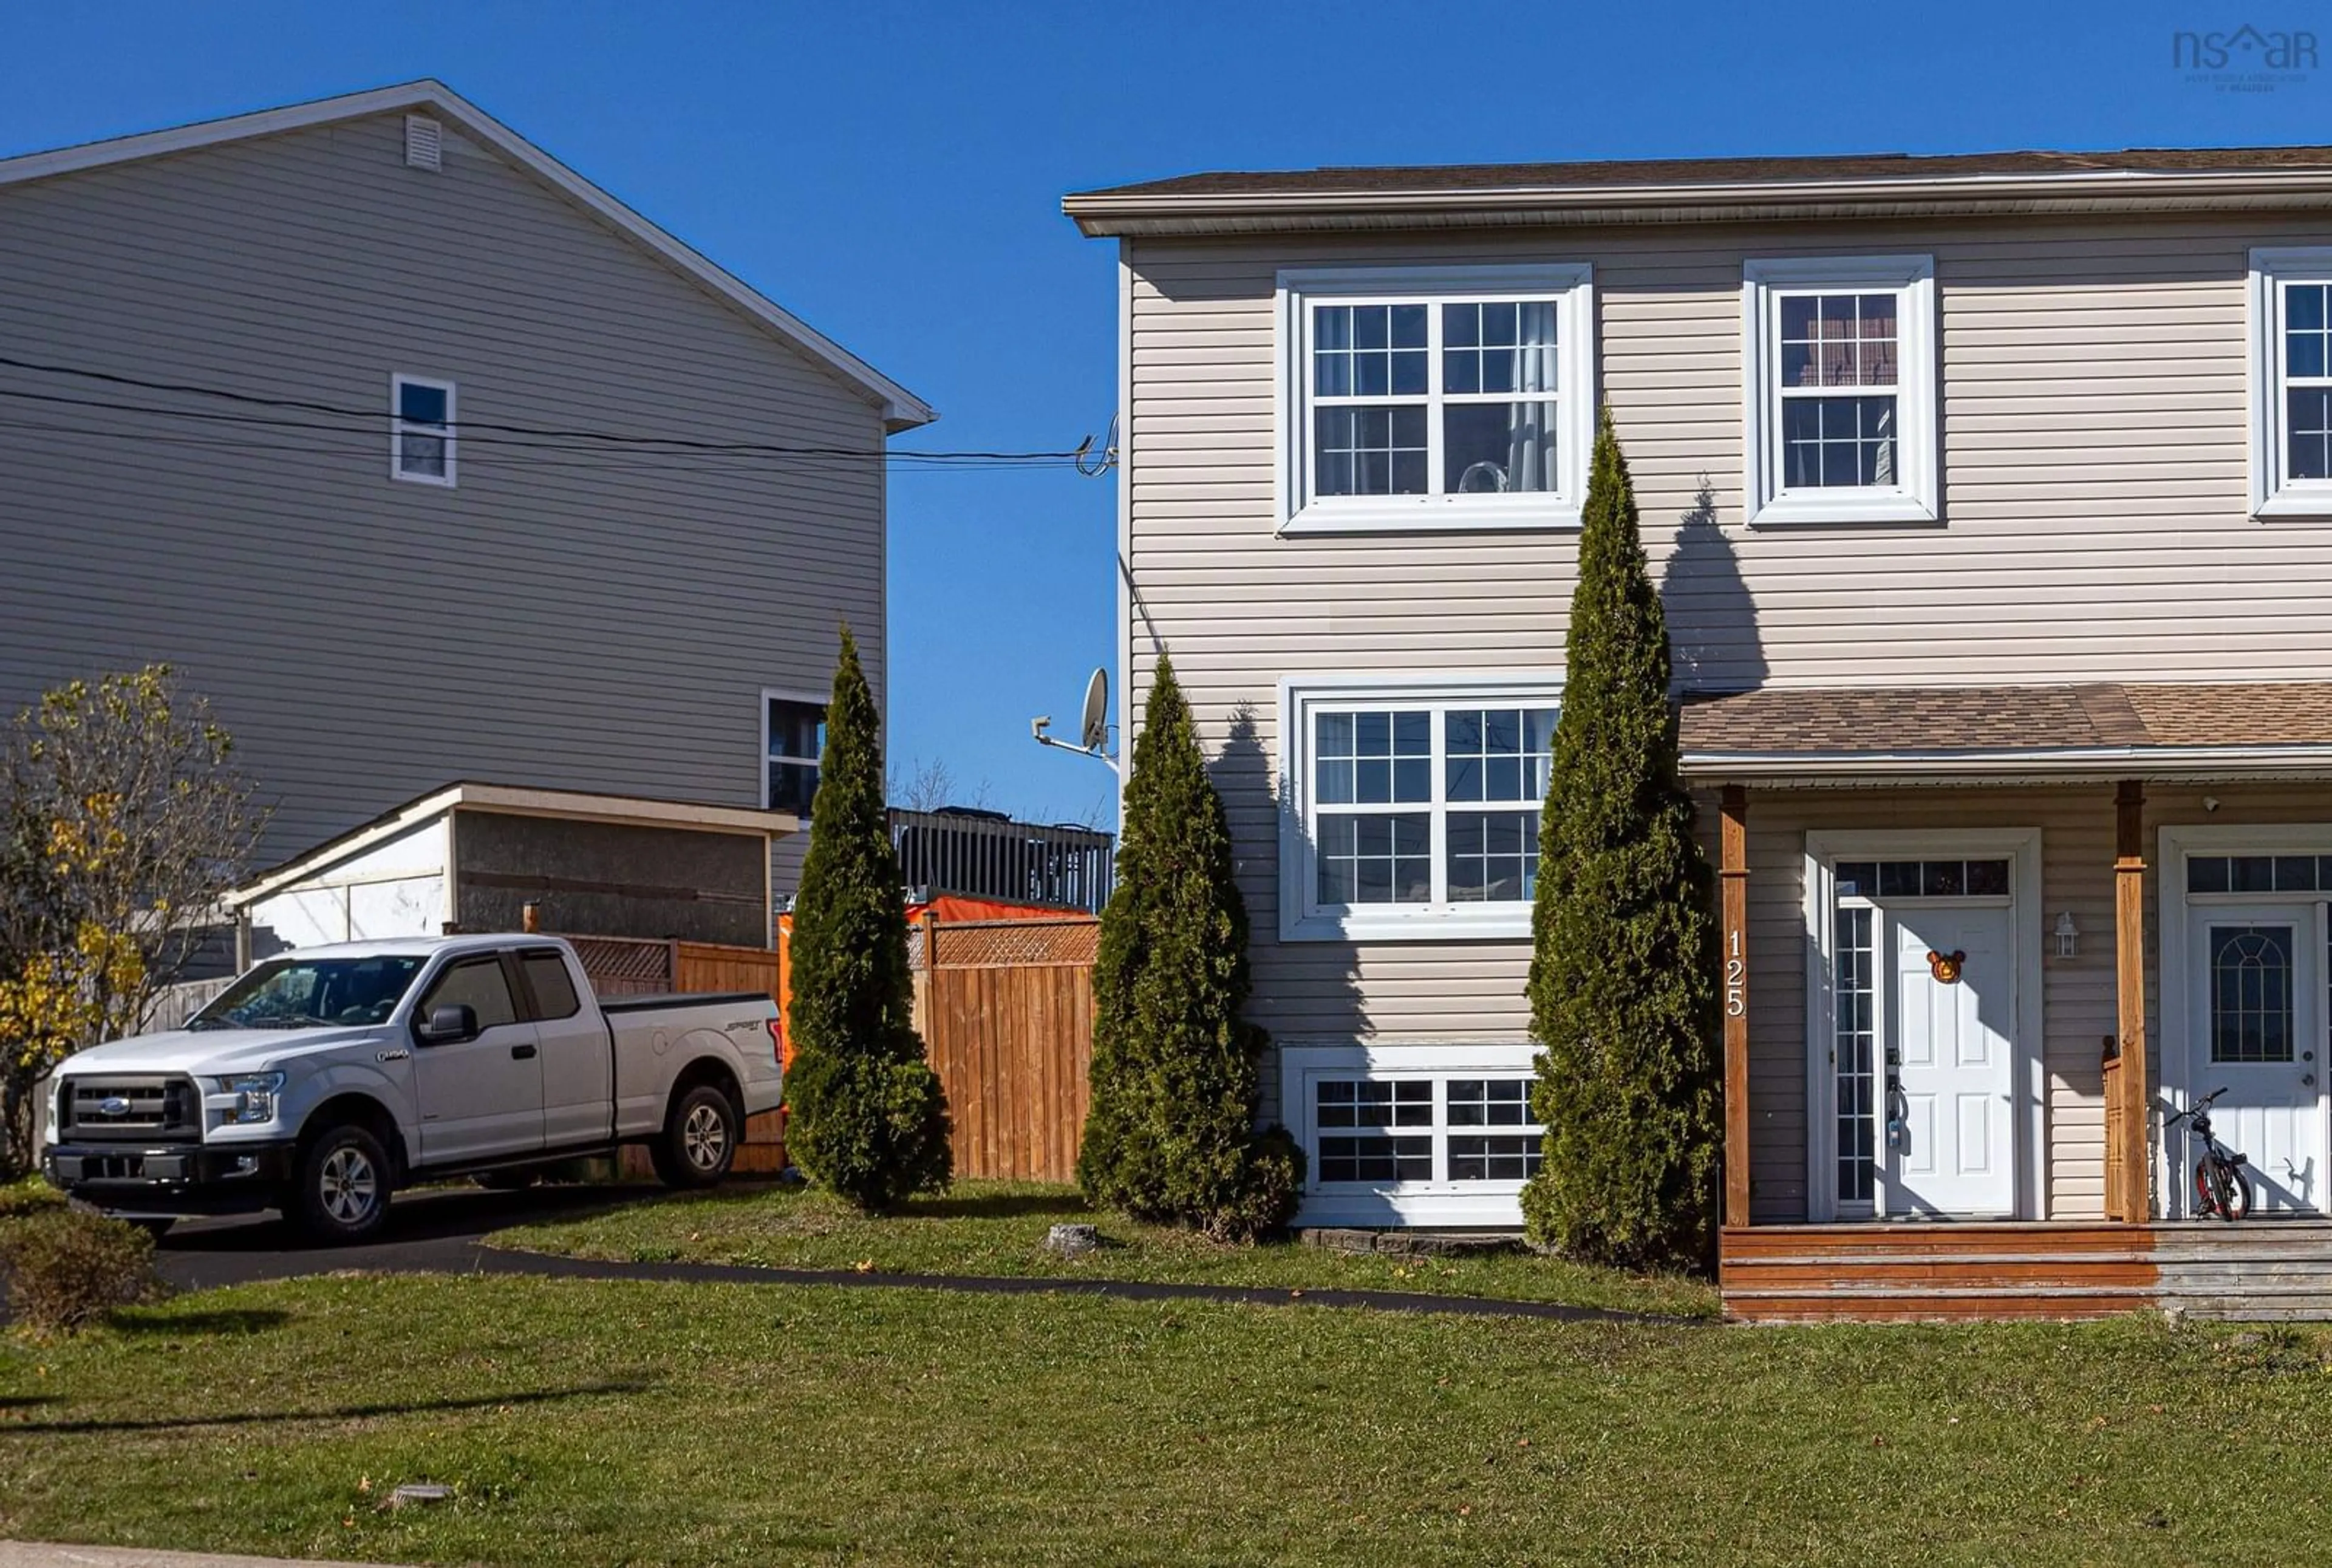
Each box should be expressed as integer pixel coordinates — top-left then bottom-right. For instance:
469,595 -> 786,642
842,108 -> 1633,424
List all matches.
765,696 -> 825,814
390,373 -> 457,487
2189,856 -> 2232,894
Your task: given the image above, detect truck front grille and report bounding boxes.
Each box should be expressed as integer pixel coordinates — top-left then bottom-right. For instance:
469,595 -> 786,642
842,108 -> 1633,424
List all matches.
63,1075 -> 200,1142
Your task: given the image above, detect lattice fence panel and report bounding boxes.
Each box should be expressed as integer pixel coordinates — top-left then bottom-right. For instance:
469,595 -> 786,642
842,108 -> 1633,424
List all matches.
930,918 -> 1100,969
567,935 -> 675,996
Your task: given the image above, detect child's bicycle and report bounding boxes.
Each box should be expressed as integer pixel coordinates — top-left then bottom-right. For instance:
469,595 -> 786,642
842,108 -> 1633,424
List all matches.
2164,1086 -> 2254,1221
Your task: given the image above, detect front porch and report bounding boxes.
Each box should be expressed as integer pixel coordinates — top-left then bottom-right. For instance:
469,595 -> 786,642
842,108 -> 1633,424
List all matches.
1721,1218 -> 2332,1322
1685,681 -> 2332,1321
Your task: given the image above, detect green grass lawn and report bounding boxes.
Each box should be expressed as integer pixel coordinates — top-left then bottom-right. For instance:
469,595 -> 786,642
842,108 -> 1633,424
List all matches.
491,1178 -> 1719,1319
5,1273 -> 2331,1566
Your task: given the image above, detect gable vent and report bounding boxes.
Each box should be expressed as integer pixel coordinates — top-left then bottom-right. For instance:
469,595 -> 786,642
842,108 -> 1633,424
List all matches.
403,114 -> 443,172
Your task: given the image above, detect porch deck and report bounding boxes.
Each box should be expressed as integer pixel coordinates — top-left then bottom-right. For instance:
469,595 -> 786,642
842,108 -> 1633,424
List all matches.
1720,1219 -> 2332,1323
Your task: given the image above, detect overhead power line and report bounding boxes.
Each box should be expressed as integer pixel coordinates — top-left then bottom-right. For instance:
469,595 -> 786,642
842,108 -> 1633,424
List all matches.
0,353 -> 1115,474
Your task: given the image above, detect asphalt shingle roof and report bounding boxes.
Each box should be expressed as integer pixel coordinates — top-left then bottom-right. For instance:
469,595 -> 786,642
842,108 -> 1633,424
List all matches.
1677,683 -> 2332,756
1072,146 -> 2332,202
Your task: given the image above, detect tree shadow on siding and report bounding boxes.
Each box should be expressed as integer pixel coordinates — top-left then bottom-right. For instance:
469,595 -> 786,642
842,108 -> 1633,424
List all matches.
1662,479 -> 1768,696
1209,704 -> 1366,1096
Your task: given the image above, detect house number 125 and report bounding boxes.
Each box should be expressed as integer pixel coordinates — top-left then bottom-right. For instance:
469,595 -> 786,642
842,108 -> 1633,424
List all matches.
1724,929 -> 1745,1018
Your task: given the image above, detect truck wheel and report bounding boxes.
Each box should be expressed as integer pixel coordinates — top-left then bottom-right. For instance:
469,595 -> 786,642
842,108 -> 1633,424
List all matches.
294,1122 -> 392,1244
652,1084 -> 738,1188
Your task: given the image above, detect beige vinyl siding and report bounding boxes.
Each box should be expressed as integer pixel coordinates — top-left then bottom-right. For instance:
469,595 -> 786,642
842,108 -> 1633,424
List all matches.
0,112 -> 887,900
1123,211 -> 2332,1055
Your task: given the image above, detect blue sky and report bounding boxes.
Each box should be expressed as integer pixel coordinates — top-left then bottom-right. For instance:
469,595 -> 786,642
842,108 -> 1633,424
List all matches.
3,1 -> 2325,827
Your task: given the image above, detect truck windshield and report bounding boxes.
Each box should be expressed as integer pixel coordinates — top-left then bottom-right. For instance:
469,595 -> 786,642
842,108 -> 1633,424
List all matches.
189,955 -> 425,1031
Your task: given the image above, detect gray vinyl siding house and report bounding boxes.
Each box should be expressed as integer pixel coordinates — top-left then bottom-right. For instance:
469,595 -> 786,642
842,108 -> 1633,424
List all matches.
1069,148 -> 2332,1241
0,81 -> 929,908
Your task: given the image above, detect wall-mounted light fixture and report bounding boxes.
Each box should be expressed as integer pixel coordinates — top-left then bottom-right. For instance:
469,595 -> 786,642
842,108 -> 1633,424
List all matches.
2054,912 -> 2079,958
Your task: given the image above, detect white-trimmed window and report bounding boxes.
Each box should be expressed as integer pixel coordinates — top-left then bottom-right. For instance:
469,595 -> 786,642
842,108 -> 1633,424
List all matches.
1276,265 -> 1594,533
1279,673 -> 1560,941
762,692 -> 824,814
2249,248 -> 2332,517
1284,1043 -> 1545,1227
1742,256 -> 1937,525
390,373 -> 457,486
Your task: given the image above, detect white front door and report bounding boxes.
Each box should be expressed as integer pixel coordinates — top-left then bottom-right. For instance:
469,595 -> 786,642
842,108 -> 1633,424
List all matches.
2188,908 -> 2324,1213
1884,904 -> 2016,1217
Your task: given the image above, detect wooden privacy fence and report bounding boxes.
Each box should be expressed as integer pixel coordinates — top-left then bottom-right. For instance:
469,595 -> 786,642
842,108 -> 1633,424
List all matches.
564,934 -> 788,1174
912,915 -> 1099,1183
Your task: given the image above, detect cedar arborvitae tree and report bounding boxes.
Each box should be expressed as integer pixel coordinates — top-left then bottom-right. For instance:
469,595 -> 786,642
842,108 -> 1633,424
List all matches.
1076,653 -> 1302,1240
783,625 -> 952,1210
1520,407 -> 1722,1271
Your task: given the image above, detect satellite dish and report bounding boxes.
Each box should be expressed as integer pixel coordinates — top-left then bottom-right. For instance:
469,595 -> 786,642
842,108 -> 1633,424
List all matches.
1079,667 -> 1110,752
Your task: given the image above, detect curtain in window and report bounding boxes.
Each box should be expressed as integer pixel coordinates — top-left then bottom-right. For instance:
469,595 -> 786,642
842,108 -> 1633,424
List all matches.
1503,301 -> 1558,493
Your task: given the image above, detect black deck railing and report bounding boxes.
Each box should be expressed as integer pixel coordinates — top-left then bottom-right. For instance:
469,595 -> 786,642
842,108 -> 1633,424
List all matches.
888,808 -> 1114,913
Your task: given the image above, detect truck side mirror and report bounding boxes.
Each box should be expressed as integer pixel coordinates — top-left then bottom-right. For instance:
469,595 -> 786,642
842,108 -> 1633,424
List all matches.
417,1003 -> 479,1045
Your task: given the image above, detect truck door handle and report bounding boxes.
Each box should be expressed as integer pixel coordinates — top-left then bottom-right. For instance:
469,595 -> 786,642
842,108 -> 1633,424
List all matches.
511,1043 -> 537,1060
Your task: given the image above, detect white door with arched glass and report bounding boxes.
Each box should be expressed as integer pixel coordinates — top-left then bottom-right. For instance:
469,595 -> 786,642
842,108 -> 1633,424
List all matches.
2188,909 -> 2325,1214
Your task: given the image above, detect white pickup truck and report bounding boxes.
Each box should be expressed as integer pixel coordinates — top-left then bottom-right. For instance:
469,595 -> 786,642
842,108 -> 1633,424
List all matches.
38,933 -> 783,1241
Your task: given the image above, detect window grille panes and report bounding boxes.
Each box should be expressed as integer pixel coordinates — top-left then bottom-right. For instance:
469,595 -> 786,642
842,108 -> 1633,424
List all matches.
1317,712 -> 1432,806
1839,859 -> 2011,901
1315,1079 -> 1431,1129
1314,304 -> 1429,398
1444,709 -> 1554,803
1443,707 -> 1554,904
1312,304 -> 1429,498
1782,395 -> 1896,488
1317,815 -> 1431,904
1439,300 -> 1560,495
1446,1079 -> 1533,1127
1299,692 -> 1560,924
1442,302 -> 1558,396
2211,925 -> 2295,1063
1776,292 -> 1898,491
1835,904 -> 1877,1204
1448,1136 -> 1541,1181
1963,858 -> 2011,896
1315,406 -> 1428,497
2185,853 -> 2332,894
1317,1136 -> 1433,1184
1446,813 -> 1537,903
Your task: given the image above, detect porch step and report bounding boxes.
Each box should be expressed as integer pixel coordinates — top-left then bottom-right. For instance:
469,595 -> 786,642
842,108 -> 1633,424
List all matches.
1725,1287 -> 2136,1316
1723,1221 -> 2332,1321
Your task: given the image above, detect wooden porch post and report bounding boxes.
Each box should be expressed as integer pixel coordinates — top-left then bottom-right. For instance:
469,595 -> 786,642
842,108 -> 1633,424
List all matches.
1721,785 -> 1751,1230
2114,780 -> 2150,1222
